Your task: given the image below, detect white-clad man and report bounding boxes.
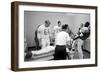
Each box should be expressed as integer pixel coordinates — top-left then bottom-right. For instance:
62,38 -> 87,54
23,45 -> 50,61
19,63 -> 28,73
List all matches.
54,24 -> 71,60
37,20 -> 51,49
51,21 -> 61,45
53,21 -> 61,37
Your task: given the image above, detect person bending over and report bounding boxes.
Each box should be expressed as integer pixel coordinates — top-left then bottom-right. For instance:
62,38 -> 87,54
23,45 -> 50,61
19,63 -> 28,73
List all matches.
74,22 -> 90,59
54,24 -> 71,60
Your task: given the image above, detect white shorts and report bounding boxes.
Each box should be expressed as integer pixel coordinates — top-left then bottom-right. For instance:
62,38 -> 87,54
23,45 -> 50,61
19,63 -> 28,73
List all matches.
41,38 -> 50,49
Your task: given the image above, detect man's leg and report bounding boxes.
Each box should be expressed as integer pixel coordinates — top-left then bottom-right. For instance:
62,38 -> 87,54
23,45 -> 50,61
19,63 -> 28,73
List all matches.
77,39 -> 84,59
41,39 -> 46,49
46,38 -> 50,47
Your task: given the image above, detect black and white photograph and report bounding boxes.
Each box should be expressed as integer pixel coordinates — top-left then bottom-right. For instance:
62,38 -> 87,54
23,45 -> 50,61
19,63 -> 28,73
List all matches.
11,1 -> 97,71
24,11 -> 91,61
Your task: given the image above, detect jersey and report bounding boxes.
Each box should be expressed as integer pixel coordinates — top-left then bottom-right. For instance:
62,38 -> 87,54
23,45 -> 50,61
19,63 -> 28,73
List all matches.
37,24 -> 50,40
53,26 -> 61,37
79,27 -> 90,40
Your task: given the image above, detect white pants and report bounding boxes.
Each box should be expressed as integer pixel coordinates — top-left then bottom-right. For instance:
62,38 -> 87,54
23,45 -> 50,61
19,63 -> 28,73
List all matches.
77,39 -> 84,59
41,38 -> 50,49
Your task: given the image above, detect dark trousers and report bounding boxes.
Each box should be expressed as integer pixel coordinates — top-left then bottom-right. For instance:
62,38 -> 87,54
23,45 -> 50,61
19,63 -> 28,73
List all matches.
54,45 -> 66,60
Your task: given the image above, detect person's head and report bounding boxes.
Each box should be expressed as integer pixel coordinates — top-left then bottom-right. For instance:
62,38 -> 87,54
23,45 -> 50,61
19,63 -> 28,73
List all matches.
84,22 -> 90,27
58,21 -> 61,27
45,20 -> 51,27
62,24 -> 69,32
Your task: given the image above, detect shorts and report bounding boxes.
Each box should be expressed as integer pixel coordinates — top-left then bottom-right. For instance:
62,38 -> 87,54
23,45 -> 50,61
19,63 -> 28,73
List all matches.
54,45 -> 66,60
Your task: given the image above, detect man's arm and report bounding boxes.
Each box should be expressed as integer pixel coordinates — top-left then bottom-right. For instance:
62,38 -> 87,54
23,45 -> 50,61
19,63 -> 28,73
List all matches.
66,33 -> 72,48
37,26 -> 43,46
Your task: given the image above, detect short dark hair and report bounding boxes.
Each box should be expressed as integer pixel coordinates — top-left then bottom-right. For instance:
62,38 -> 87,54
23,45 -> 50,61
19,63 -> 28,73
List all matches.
84,22 -> 90,27
58,21 -> 61,24
62,24 -> 68,30
45,20 -> 50,24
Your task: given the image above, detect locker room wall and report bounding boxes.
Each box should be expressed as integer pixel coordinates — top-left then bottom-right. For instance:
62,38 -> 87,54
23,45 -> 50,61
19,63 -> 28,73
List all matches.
24,11 -> 90,47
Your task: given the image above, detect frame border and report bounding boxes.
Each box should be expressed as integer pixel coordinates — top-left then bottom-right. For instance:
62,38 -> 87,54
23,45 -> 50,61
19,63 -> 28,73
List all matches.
11,1 -> 98,71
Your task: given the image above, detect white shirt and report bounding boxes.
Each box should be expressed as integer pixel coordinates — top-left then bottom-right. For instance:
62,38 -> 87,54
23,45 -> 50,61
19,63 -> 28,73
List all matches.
55,31 -> 71,45
53,26 -> 61,36
37,24 -> 50,39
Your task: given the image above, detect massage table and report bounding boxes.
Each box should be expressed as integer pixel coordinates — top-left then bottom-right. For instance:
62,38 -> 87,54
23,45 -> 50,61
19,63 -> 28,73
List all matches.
31,45 -> 75,61
31,46 -> 55,61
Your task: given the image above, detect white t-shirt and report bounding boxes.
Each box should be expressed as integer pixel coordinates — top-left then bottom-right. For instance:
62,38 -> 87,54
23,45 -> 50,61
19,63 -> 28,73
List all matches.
55,31 -> 71,45
53,26 -> 61,36
37,24 -> 50,39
